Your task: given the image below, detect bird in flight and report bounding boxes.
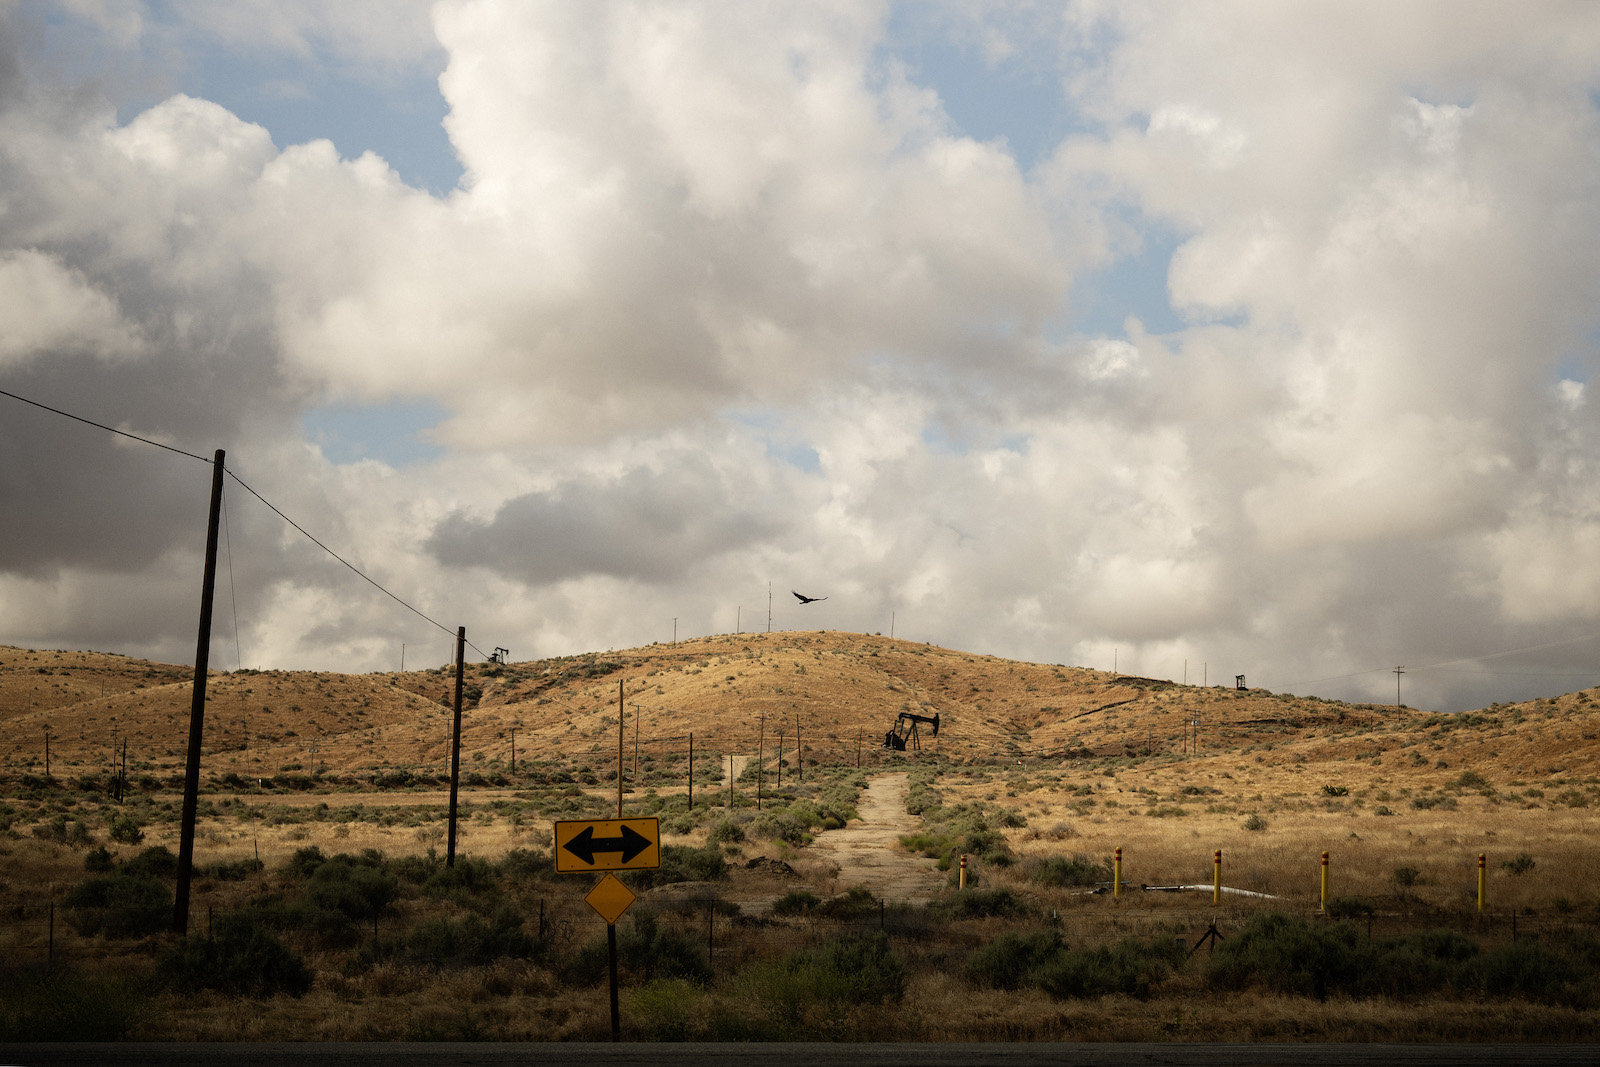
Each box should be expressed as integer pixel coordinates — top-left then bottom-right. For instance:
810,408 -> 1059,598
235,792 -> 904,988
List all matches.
793,591 -> 827,604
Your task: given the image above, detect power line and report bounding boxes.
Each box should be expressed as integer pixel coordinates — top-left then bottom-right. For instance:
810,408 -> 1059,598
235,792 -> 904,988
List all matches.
224,468 -> 483,656
0,385 -> 492,661
0,387 -> 212,463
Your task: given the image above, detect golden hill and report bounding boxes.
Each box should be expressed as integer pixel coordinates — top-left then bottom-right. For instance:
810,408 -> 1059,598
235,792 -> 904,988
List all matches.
2,633 -> 1598,787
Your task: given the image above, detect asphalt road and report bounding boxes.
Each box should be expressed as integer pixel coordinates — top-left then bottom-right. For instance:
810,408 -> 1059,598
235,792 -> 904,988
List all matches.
2,1043 -> 1596,1067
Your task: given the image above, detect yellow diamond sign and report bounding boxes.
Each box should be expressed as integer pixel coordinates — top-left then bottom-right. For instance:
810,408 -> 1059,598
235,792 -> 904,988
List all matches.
584,872 -> 637,925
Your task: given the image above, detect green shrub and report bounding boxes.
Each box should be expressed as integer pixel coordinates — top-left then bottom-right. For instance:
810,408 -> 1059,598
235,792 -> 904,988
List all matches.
747,811 -> 807,844
1501,852 -> 1536,876
199,857 -> 264,881
927,888 -> 1031,921
627,977 -> 707,1040
1034,936 -> 1186,999
742,933 -> 904,1035
421,856 -> 497,904
965,930 -> 1065,990
108,813 -> 144,845
305,853 -> 397,921
568,909 -> 708,985
1392,866 -> 1421,888
1325,896 -> 1375,919
83,846 -> 114,872
1027,853 -> 1109,888
495,847 -> 553,882
706,819 -> 745,844
1242,813 -> 1268,832
625,844 -> 727,890
404,906 -> 539,969
64,871 -> 171,938
815,886 -> 879,920
1476,941 -> 1594,1007
158,923 -> 313,997
0,967 -> 150,1040
770,889 -> 822,916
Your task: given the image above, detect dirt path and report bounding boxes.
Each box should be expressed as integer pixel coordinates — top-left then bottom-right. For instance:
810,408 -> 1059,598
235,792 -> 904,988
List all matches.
808,772 -> 944,902
718,754 -> 751,786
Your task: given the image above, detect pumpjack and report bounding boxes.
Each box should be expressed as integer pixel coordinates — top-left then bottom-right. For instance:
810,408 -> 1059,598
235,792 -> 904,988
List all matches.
882,710 -> 940,752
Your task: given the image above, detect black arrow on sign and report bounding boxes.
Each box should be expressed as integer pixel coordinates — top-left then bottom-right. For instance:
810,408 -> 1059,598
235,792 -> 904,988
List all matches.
563,824 -> 652,866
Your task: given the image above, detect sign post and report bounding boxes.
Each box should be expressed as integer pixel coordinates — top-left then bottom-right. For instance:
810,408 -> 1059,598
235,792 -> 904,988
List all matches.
555,817 -> 662,1041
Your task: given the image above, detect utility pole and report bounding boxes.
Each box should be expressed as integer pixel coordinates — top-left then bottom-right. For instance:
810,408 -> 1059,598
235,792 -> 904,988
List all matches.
633,706 -> 640,777
617,677 -> 625,818
796,712 -> 802,783
509,727 -> 516,776
43,728 -> 50,778
757,713 -> 764,811
736,607 -> 741,634
767,582 -> 772,633
174,448 -> 225,935
673,618 -> 677,643
1394,666 -> 1405,709
777,732 -> 784,786
688,732 -> 694,808
446,626 -> 465,868
401,643 -> 406,672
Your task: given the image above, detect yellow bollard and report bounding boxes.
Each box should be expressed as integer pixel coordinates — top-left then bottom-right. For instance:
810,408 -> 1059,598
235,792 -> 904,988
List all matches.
959,854 -> 968,890
1477,853 -> 1486,912
1213,849 -> 1222,904
1320,851 -> 1329,913
1114,847 -> 1122,899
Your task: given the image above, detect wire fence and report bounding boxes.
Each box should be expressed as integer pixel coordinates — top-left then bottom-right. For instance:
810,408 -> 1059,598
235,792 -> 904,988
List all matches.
7,889 -> 1600,977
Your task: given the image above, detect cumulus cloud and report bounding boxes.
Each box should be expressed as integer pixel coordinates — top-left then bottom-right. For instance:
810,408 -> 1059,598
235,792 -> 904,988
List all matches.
3,1 -> 1600,711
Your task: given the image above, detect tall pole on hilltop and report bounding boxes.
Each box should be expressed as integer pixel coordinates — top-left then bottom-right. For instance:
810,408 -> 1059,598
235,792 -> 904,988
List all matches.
446,626 -> 465,867
174,448 -> 225,935
1394,666 -> 1405,709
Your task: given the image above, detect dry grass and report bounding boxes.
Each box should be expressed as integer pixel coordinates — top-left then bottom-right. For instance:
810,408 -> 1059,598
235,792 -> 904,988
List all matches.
5,635 -> 1600,1042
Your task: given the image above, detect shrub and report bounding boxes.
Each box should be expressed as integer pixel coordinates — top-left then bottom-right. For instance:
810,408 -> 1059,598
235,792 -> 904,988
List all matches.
0,967 -> 150,1040
124,845 -> 178,879
405,907 -> 539,969
627,977 -> 707,1040
1027,853 -> 1109,888
770,890 -> 822,916
1320,784 -> 1350,797
1476,941 -> 1593,1007
747,812 -> 807,844
1206,912 -> 1369,1000
1242,813 -> 1268,832
158,923 -> 313,997
83,846 -> 114,872
742,933 -> 904,1035
568,909 -> 708,985
965,930 -> 1065,990
33,815 -> 92,847
815,887 -> 879,920
1033,936 -> 1186,999
304,853 -> 397,921
1325,896 -> 1375,919
1501,852 -> 1536,876
421,856 -> 497,905
625,844 -> 727,890
927,888 -> 1031,921
706,819 -> 745,845
64,871 -> 171,938
1392,866 -> 1421,888
108,814 -> 144,845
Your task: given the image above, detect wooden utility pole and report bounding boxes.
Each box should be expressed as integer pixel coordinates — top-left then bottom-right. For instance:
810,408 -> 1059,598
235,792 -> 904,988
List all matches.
757,713 -> 764,811
796,713 -> 802,782
617,677 -> 625,817
688,733 -> 694,808
777,732 -> 783,786
174,448 -> 225,935
1394,666 -> 1405,708
509,727 -> 516,776
43,729 -> 50,778
446,626 -> 465,868
633,706 -> 640,777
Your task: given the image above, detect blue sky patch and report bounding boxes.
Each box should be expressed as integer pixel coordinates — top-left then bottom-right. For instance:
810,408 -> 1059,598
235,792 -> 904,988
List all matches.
302,399 -> 449,467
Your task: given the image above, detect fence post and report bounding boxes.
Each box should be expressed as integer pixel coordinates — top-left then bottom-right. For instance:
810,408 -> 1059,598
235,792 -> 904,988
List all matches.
707,897 -> 714,968
1320,851 -> 1329,913
48,902 -> 54,969
1213,849 -> 1222,904
1114,847 -> 1122,899
1477,853 -> 1486,912
958,855 -> 968,890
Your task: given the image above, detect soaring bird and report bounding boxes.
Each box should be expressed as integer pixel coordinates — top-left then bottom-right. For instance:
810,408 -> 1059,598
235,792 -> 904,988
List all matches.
793,591 -> 827,604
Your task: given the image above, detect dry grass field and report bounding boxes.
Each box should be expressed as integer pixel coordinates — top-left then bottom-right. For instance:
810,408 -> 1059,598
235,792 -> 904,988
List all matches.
2,633 -> 1599,1042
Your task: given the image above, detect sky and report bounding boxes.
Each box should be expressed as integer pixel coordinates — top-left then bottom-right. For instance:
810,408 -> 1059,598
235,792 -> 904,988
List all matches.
4,1 -> 1600,713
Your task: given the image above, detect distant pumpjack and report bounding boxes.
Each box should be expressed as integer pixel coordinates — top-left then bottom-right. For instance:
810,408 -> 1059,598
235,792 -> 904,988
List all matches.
792,591 -> 828,604
883,710 -> 940,752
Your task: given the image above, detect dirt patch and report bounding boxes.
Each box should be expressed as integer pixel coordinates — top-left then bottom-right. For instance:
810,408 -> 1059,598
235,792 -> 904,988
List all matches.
805,771 -> 944,902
